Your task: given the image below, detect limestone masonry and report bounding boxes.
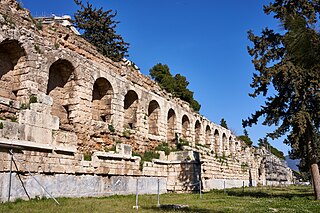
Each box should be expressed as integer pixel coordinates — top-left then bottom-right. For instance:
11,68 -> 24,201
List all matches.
0,0 -> 293,201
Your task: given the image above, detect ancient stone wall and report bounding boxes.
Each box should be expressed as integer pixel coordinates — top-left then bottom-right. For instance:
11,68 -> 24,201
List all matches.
0,0 -> 293,201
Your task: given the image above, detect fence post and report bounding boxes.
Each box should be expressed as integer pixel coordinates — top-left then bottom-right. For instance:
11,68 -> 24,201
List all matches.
242,181 -> 245,193
157,179 -> 160,207
133,179 -> 139,209
8,149 -> 13,202
199,180 -> 202,199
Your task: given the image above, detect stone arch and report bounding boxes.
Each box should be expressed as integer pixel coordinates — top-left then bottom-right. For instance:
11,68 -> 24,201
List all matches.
167,108 -> 176,145
0,39 -> 26,99
205,125 -> 211,148
91,77 -> 113,123
194,120 -> 201,144
181,115 -> 190,140
229,136 -> 234,153
214,129 -> 220,153
222,133 -> 228,152
148,100 -> 160,135
47,59 -> 75,130
124,90 -> 138,129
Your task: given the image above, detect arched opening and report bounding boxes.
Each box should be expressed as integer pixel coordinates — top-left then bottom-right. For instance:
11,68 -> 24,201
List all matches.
92,77 -> 113,123
229,136 -> 233,153
214,129 -> 220,153
194,120 -> 201,144
182,115 -> 190,140
47,59 -> 74,130
222,133 -> 227,152
167,108 -> 176,145
148,100 -> 160,135
124,90 -> 138,129
205,125 -> 211,148
0,39 -> 25,99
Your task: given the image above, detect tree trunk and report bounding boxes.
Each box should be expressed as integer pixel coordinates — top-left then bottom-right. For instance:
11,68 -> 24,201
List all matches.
310,160 -> 320,200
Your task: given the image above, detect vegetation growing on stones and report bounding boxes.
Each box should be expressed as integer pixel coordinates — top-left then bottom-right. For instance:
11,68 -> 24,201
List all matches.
258,137 -> 285,160
83,152 -> 92,161
244,0 -> 320,199
73,0 -> 129,62
29,95 -> 37,104
108,124 -> 115,133
149,63 -> 201,112
237,129 -> 253,147
133,151 -> 160,170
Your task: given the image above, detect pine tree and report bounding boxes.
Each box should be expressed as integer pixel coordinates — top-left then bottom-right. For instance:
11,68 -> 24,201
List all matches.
244,0 -> 320,199
149,63 -> 201,112
220,118 -> 228,129
73,0 -> 129,62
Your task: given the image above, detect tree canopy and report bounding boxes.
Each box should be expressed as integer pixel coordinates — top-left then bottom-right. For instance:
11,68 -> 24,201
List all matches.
237,129 -> 253,147
220,118 -> 228,129
244,0 -> 320,199
73,0 -> 129,62
258,137 -> 285,160
149,63 -> 201,112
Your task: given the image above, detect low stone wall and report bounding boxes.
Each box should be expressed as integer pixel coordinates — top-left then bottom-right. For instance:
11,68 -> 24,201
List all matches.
204,179 -> 256,190
0,173 -> 167,201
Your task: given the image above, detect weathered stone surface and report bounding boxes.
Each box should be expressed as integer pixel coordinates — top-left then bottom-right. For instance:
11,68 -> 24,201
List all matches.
0,0 -> 293,202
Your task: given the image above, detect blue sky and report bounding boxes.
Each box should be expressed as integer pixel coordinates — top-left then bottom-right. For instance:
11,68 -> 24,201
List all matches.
20,0 -> 291,154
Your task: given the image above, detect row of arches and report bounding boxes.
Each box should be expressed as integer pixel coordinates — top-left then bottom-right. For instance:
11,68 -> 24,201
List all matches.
0,39 -> 240,154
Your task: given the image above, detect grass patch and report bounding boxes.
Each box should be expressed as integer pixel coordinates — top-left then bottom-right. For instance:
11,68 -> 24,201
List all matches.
1,186 -> 319,212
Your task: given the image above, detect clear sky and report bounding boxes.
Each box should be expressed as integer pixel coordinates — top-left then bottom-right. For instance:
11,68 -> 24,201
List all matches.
20,0 -> 291,155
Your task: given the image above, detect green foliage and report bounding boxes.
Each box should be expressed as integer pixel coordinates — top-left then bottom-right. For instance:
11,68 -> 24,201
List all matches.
83,152 -> 92,161
108,124 -> 115,133
245,0 -> 320,198
258,138 -> 285,160
122,128 -> 131,138
0,122 -> 3,129
142,151 -> 160,162
149,63 -> 201,112
177,138 -> 189,150
220,118 -> 228,129
35,21 -> 42,30
29,95 -> 37,104
74,0 -> 129,62
54,42 -> 60,49
1,186 -> 319,212
34,44 -> 41,54
241,162 -> 249,172
155,142 -> 176,155
3,14 -> 16,28
237,129 -> 253,147
105,145 -> 116,152
244,0 -> 320,183
133,151 -> 160,170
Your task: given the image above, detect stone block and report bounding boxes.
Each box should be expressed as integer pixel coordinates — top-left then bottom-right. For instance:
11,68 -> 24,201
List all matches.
116,143 -> 132,156
19,110 -> 59,130
0,121 -> 23,140
37,93 -> 53,106
23,125 -> 52,144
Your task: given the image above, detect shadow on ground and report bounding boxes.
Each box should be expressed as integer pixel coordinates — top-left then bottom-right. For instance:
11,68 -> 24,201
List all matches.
143,205 -> 214,213
225,188 -> 313,199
